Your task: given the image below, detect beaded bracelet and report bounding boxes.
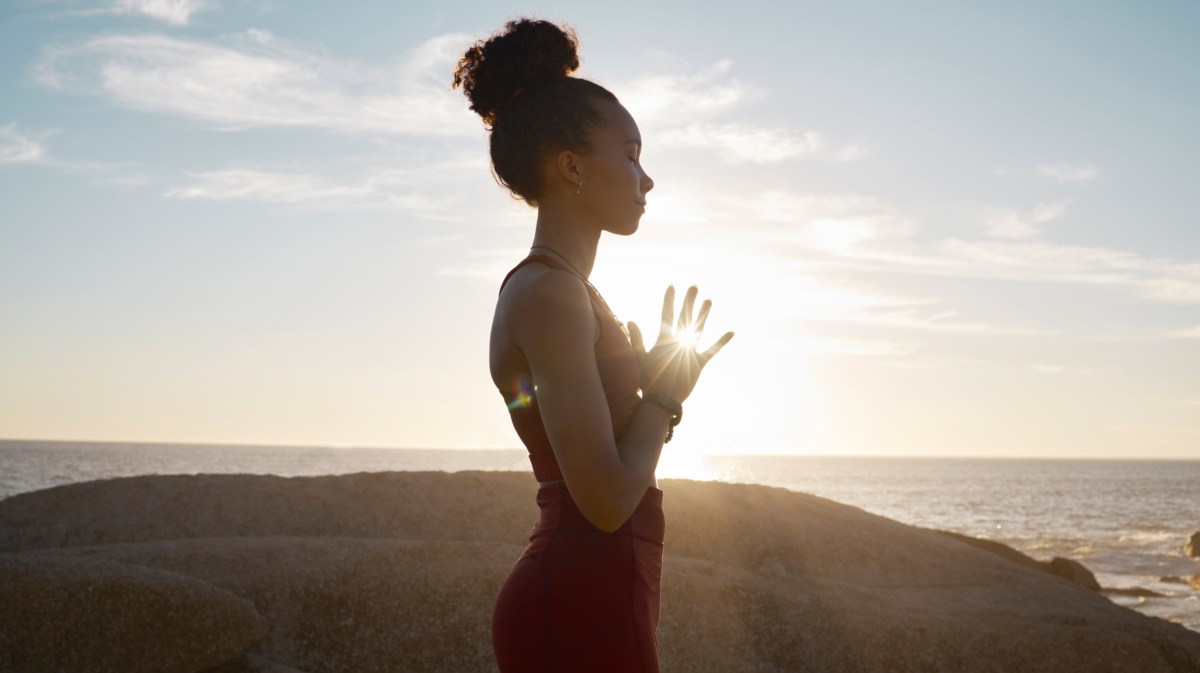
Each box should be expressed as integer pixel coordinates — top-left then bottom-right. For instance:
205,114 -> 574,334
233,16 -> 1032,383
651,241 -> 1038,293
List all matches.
641,392 -> 682,443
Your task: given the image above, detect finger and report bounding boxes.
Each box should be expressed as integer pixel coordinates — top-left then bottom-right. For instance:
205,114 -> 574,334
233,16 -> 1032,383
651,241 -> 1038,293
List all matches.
699,331 -> 735,366
659,285 -> 675,336
677,285 -> 698,333
693,299 -> 713,337
627,320 -> 645,354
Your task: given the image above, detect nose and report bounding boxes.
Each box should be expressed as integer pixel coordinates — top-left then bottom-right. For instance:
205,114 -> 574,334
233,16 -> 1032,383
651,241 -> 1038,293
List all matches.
641,167 -> 654,194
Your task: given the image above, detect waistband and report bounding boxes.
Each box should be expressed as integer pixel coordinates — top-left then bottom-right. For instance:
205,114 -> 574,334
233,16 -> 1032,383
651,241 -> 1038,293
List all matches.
533,481 -> 665,543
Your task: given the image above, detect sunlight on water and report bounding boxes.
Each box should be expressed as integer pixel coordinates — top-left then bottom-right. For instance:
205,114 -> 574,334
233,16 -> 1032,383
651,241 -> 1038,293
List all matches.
655,450 -> 717,481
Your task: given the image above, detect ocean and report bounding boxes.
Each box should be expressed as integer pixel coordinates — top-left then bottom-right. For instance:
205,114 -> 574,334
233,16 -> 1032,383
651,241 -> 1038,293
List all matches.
1,439 -> 1197,633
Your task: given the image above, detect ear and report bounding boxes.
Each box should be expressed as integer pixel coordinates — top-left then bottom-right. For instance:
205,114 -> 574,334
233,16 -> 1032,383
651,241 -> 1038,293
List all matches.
552,149 -> 583,191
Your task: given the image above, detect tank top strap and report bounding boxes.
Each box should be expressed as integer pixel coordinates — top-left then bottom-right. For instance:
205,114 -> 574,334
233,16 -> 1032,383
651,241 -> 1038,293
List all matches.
498,253 -> 584,296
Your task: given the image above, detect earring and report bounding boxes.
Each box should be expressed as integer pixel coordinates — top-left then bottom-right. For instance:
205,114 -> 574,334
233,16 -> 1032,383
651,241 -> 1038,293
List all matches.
576,180 -> 582,195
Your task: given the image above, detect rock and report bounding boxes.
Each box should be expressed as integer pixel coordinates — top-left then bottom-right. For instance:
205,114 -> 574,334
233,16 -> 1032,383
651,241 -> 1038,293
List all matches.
0,471 -> 535,552
199,653 -> 309,673
1186,532 -> 1200,559
1103,587 -> 1166,598
932,530 -> 1103,592
28,537 -> 518,673
1190,575 -> 1200,591
931,529 -> 1046,574
0,554 -> 267,673
3,473 -> 1200,673
1047,556 -> 1102,591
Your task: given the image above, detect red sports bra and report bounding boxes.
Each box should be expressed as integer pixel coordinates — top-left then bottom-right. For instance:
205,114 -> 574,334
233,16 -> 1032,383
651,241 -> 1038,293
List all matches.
496,254 -> 643,482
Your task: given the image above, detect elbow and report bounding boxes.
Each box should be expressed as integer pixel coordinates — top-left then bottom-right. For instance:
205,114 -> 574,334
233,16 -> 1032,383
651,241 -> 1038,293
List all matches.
574,496 -> 634,534
588,513 -> 627,534
560,467 -> 642,533
591,513 -> 626,534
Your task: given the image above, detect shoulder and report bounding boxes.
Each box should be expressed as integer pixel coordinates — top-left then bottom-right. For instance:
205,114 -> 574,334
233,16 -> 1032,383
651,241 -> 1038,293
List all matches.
499,261 -> 597,354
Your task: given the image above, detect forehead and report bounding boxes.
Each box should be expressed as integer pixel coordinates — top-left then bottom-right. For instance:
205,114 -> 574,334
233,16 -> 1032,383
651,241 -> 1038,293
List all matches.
592,99 -> 641,145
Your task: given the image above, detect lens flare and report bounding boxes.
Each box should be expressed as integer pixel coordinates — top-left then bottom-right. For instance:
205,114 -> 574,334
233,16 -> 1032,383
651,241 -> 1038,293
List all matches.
507,375 -> 535,410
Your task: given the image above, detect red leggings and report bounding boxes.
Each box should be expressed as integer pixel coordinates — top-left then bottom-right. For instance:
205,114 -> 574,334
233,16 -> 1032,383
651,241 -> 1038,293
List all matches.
492,482 -> 665,673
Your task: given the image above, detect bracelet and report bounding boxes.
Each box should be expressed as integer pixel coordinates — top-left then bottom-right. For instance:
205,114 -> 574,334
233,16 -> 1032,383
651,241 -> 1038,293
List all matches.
641,392 -> 682,443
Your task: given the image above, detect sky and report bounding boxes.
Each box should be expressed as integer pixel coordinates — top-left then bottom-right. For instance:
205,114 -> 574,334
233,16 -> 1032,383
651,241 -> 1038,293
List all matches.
1,0 -> 1198,461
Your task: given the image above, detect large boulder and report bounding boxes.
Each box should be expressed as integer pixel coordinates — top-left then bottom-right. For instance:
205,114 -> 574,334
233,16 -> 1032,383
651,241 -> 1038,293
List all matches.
1047,556 -> 1103,591
0,554 -> 267,673
24,537 -> 516,673
1187,532 -> 1200,559
931,529 -> 1047,573
932,529 -> 1103,591
0,471 -> 533,552
3,472 -> 1200,673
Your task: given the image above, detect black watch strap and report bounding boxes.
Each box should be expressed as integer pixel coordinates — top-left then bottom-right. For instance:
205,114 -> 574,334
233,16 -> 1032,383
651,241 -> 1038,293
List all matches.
642,392 -> 682,427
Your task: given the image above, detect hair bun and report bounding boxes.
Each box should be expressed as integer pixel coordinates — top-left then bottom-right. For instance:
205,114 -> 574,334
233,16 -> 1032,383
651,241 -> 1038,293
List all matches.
453,19 -> 581,127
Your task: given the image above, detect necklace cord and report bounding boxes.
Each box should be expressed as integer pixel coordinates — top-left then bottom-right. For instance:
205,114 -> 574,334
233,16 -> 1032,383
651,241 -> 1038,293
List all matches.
529,245 -> 586,278
528,245 -> 623,328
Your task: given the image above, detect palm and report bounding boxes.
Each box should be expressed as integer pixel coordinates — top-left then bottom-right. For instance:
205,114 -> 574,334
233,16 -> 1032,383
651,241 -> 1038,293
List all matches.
627,285 -> 734,403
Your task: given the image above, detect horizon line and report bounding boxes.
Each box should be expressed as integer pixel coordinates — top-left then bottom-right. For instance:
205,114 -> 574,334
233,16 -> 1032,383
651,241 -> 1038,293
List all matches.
1,437 -> 1196,462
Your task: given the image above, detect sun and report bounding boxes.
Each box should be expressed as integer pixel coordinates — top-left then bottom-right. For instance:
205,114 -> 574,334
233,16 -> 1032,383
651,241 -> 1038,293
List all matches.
675,327 -> 701,349
655,447 -> 717,481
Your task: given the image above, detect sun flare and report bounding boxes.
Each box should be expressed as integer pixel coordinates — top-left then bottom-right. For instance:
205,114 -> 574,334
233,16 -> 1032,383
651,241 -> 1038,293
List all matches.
675,328 -> 701,349
655,448 -> 717,481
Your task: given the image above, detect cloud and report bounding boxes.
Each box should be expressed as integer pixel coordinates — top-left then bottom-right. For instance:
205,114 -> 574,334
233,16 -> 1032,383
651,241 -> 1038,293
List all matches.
742,191 -> 921,254
711,187 -> 1200,306
51,0 -> 210,26
983,199 -> 1070,239
621,60 -> 863,165
876,238 -> 1200,305
164,166 -> 451,214
621,59 -> 748,122
833,308 -> 1055,335
1163,325 -> 1200,339
795,336 -> 920,357
160,155 -> 531,225
0,122 -> 152,186
658,124 -> 865,164
855,207 -> 1194,305
35,30 -> 477,137
0,124 -> 47,163
1036,162 -> 1098,183
113,0 -> 209,25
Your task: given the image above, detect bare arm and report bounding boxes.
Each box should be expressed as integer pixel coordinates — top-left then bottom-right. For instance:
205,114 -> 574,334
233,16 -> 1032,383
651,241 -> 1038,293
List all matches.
511,268 -> 672,533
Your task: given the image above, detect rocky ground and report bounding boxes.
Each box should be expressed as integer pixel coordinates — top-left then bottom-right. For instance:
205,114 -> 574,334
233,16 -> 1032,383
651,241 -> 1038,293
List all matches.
2,470 -> 1198,673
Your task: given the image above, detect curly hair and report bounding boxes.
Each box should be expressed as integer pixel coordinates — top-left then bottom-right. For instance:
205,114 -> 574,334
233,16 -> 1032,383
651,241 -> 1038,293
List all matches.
452,18 -> 618,207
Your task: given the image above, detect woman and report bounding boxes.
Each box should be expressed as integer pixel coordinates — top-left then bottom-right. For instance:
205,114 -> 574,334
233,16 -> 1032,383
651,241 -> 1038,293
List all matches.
453,18 -> 734,673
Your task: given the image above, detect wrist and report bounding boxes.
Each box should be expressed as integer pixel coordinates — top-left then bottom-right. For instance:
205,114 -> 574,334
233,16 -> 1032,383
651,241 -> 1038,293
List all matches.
640,392 -> 682,443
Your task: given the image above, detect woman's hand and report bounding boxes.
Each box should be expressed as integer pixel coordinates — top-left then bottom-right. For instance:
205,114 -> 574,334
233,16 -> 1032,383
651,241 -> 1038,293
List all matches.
627,285 -> 734,404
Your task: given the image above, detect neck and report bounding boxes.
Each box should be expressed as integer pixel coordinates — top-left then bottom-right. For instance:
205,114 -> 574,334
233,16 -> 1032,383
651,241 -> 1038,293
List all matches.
530,205 -> 601,278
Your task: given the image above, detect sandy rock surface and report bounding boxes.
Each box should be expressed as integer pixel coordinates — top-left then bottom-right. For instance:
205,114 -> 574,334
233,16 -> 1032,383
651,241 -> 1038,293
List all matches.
0,553 -> 267,673
1187,532 -> 1200,559
23,537 -> 517,673
0,471 -> 533,552
3,471 -> 1200,673
200,653 -> 311,673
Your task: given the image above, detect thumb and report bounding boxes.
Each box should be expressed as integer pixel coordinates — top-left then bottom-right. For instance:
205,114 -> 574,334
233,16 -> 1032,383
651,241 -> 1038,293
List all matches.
627,320 -> 645,354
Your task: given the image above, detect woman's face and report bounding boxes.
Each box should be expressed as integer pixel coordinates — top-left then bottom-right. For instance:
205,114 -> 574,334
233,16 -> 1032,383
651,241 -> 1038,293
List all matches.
578,99 -> 654,236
